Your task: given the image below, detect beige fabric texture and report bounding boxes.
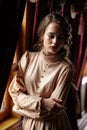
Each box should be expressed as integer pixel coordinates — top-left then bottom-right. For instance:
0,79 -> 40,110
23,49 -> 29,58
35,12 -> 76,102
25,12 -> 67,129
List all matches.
9,50 -> 73,130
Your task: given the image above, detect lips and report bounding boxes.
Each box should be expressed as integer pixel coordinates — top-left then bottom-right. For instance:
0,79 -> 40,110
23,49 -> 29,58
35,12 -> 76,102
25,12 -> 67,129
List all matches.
50,46 -> 57,50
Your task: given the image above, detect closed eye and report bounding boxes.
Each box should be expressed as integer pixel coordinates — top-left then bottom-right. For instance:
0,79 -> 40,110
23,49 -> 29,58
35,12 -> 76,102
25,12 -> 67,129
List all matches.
48,33 -> 54,39
48,33 -> 64,41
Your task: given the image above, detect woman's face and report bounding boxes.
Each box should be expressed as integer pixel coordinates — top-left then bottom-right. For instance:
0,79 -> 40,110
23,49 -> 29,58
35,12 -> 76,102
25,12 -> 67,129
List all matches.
42,22 -> 64,55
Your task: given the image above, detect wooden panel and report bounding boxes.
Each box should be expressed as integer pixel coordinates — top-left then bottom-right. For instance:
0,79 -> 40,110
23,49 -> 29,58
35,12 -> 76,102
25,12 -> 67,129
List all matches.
0,117 -> 22,130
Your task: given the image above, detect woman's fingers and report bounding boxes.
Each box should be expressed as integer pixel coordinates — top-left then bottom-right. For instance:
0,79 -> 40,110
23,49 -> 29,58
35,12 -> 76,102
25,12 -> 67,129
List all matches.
53,98 -> 62,103
53,98 -> 65,110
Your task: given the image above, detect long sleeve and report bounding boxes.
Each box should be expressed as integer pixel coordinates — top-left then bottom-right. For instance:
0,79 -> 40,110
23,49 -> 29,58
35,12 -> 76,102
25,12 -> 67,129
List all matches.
8,51 -> 42,118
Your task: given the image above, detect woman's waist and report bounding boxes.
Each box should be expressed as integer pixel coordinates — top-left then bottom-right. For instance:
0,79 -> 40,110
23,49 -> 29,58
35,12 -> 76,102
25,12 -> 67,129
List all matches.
25,109 -> 67,120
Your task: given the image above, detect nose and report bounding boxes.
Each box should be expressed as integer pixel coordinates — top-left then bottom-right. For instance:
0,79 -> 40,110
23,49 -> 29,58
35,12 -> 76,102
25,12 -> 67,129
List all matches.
52,37 -> 57,45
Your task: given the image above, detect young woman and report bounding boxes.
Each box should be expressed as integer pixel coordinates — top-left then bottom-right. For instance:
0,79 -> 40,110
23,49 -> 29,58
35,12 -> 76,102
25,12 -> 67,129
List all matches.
9,13 -> 73,130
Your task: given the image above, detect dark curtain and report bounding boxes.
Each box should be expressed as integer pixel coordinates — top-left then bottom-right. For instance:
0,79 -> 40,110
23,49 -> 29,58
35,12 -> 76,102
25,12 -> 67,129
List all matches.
26,0 -> 51,51
71,13 -> 87,89
64,1 -> 87,130
65,0 -> 87,89
0,0 -> 26,105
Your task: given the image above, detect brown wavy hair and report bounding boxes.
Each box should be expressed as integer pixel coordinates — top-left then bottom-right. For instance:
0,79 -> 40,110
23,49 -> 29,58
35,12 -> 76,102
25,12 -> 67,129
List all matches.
33,13 -> 72,57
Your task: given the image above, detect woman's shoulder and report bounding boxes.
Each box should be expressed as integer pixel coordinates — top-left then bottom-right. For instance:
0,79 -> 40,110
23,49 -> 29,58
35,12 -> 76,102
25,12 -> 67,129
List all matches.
62,57 -> 74,72
21,50 -> 40,59
18,50 -> 40,72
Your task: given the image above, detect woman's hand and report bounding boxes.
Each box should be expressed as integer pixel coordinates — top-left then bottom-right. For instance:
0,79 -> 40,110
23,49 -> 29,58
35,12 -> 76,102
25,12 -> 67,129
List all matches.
41,98 -> 65,113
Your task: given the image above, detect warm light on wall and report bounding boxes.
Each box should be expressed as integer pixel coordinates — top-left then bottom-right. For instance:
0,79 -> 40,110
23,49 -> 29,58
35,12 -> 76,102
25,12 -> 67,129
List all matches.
83,61 -> 87,76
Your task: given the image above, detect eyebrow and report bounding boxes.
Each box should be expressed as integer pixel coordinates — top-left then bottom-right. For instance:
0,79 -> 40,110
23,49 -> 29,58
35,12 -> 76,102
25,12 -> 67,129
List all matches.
48,32 -> 54,34
48,32 -> 64,37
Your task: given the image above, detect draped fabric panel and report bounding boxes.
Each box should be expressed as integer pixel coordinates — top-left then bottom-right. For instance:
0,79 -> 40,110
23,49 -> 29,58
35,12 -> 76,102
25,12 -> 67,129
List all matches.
14,1 -> 36,61
75,26 -> 87,88
71,12 -> 87,89
0,0 -> 26,105
63,0 -> 87,117
29,0 -> 51,50
63,0 -> 87,89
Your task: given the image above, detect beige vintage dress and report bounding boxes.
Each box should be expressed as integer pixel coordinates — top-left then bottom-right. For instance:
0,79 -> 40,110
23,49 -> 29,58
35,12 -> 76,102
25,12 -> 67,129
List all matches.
9,50 -> 73,130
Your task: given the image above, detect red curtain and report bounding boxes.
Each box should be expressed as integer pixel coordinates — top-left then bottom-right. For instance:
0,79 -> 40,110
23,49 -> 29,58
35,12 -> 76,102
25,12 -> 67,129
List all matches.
71,13 -> 87,89
64,0 -> 87,89
26,0 -> 51,51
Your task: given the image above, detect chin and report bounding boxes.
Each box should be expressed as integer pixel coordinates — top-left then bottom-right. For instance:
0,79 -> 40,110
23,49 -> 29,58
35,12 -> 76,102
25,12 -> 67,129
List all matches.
48,51 -> 57,55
